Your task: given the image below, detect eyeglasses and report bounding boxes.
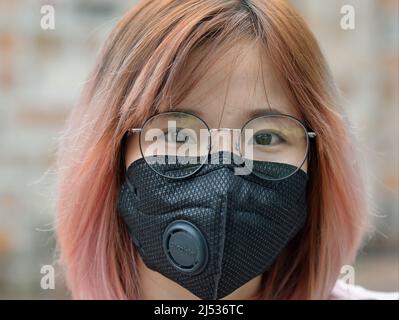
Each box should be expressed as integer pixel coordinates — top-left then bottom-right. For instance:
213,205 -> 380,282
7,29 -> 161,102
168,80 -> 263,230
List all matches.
127,111 -> 316,180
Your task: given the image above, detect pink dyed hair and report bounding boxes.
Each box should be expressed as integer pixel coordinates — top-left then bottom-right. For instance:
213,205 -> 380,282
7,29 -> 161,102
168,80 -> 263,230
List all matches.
56,0 -> 369,299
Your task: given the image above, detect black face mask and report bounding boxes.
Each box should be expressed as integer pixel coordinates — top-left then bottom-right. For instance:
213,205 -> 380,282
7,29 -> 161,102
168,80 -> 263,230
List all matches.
117,151 -> 308,300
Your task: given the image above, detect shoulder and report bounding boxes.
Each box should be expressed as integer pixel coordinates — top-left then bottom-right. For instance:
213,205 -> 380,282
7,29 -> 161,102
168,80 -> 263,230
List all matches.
329,279 -> 399,300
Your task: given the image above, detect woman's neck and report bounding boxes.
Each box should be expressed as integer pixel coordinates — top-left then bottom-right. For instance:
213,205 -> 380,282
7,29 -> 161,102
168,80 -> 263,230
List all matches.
136,255 -> 263,300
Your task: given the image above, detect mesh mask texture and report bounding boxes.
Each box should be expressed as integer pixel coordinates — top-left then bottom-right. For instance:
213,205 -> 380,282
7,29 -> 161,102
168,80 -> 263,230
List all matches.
117,151 -> 308,299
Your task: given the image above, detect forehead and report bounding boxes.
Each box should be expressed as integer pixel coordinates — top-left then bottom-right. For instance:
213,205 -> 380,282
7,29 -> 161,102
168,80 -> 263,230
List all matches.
160,39 -> 302,128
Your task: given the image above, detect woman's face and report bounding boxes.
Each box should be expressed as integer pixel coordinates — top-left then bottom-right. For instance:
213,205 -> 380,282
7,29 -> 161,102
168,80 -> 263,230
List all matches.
124,40 -> 307,299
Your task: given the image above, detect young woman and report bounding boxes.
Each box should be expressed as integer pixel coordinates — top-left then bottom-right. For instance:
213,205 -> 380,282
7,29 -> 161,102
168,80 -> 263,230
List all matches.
55,0 -> 397,299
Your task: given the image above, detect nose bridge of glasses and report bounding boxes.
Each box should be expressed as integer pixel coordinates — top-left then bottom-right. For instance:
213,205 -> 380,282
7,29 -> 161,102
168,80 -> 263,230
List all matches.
208,128 -> 241,154
209,128 -> 238,131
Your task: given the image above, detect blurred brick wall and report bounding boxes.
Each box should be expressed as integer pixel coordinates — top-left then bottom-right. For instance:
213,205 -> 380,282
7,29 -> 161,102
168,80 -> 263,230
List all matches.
0,0 -> 134,299
0,0 -> 397,297
294,0 -> 399,291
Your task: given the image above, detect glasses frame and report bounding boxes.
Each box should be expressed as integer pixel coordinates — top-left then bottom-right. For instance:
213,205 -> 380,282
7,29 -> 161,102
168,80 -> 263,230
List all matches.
127,111 -> 316,181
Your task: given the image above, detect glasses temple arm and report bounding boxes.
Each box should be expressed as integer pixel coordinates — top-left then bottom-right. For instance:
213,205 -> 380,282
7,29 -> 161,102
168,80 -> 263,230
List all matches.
307,132 -> 316,138
128,128 -> 142,134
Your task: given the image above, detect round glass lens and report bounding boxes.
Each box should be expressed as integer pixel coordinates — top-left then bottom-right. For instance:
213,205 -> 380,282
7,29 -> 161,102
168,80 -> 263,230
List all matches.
140,112 -> 210,178
240,115 -> 309,180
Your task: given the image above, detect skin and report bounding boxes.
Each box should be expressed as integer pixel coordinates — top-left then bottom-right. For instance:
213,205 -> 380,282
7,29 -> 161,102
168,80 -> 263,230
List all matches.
125,39 -> 308,300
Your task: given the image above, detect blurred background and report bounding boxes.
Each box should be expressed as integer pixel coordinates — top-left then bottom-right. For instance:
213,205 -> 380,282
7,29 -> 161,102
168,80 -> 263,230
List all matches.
0,0 -> 397,299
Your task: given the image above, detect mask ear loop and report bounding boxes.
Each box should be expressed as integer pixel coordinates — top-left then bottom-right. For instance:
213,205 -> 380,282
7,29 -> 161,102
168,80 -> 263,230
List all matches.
119,131 -> 141,196
117,132 -> 142,249
305,130 -> 317,200
118,132 -> 129,181
307,131 -> 316,167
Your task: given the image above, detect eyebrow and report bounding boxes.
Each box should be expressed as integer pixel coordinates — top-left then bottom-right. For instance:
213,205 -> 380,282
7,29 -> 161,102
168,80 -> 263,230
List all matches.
170,107 -> 204,118
246,108 -> 285,118
171,106 -> 286,119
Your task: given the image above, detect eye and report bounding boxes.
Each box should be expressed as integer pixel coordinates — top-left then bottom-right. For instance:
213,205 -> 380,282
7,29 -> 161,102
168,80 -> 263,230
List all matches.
253,131 -> 285,146
164,127 -> 195,144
